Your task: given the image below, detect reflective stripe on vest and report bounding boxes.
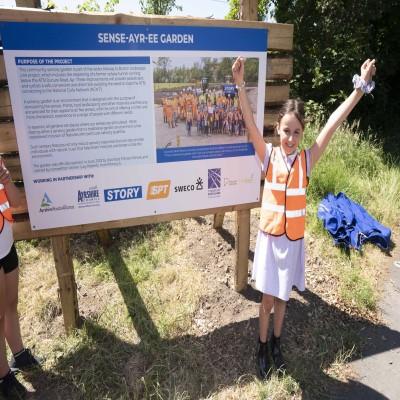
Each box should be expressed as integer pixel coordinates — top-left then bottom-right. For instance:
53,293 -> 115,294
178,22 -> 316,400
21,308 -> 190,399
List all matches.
0,187 -> 14,226
259,147 -> 308,240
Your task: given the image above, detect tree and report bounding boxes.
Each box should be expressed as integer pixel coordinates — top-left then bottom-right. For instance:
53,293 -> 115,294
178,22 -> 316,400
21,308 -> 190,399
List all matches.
77,0 -> 119,12
139,0 -> 182,15
273,0 -> 400,134
226,0 -> 270,21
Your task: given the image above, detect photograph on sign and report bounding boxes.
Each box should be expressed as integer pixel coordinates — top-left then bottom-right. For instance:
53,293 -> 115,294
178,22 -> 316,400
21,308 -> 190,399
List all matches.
153,56 -> 259,150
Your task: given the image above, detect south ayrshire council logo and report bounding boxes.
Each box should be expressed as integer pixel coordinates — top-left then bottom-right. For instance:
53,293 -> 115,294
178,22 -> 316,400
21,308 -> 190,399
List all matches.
77,186 -> 100,208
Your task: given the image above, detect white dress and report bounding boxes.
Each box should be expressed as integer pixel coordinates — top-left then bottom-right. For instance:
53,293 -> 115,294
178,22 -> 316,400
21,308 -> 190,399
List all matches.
251,143 -> 311,301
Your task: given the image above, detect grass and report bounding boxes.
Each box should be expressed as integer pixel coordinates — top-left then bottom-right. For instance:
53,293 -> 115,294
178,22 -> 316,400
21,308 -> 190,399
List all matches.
154,82 -> 194,91
11,123 -> 400,399
16,223 -> 204,399
304,123 -> 400,228
303,122 -> 400,311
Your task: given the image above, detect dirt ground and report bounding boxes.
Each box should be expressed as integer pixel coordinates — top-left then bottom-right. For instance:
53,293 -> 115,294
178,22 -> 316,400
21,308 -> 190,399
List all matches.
116,211 -> 393,399
15,209 -> 397,399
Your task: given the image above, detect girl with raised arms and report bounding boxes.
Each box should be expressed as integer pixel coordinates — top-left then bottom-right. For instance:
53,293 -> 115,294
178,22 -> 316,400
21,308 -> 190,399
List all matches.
232,56 -> 376,377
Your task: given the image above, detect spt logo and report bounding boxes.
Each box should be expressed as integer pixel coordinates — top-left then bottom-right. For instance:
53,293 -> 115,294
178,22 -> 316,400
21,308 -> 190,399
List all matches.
147,180 -> 171,200
104,186 -> 142,202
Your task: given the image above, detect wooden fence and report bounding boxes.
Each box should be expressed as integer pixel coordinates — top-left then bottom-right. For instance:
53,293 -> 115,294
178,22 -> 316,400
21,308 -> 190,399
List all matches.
0,5 -> 293,333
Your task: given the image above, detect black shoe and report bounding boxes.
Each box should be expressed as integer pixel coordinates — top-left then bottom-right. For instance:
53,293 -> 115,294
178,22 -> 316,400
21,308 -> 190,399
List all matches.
0,370 -> 27,399
270,335 -> 286,373
10,348 -> 40,372
256,339 -> 272,379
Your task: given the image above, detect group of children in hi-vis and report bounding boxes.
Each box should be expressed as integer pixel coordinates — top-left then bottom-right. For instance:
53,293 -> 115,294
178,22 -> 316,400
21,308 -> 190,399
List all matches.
161,87 -> 246,137
0,54 -> 376,397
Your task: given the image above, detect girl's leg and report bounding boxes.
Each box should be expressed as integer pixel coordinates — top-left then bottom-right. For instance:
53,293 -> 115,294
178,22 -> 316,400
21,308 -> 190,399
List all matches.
4,268 -> 23,354
257,293 -> 275,379
259,293 -> 274,342
272,297 -> 287,337
0,271 -> 27,398
0,269 -> 9,377
271,297 -> 287,372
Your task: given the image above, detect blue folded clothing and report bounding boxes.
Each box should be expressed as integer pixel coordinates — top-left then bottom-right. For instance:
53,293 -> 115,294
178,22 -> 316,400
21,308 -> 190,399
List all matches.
317,192 -> 391,250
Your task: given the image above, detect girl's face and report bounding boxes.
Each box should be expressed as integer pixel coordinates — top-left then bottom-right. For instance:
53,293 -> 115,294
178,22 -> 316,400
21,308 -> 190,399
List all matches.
277,113 -> 304,155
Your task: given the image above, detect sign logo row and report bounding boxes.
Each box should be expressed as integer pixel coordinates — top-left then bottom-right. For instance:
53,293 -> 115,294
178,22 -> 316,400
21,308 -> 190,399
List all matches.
39,168 -> 228,213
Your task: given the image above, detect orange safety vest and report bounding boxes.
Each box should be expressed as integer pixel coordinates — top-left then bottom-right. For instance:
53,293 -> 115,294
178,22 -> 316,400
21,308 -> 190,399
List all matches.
0,186 -> 14,233
260,147 -> 308,240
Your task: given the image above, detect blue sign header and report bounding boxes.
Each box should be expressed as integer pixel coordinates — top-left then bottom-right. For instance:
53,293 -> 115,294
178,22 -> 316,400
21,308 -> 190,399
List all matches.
15,56 -> 150,66
0,22 -> 268,52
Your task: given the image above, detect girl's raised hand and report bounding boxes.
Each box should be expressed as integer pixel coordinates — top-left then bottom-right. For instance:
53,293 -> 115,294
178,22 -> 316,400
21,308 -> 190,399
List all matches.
232,57 -> 245,85
361,59 -> 376,82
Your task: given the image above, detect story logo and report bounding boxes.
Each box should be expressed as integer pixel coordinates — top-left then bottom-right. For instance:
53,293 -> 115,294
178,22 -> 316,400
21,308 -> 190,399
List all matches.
147,180 -> 171,200
104,186 -> 142,202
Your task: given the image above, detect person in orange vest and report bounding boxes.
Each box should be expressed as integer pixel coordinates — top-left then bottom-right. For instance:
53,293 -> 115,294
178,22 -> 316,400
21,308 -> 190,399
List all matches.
0,158 -> 39,398
232,57 -> 376,378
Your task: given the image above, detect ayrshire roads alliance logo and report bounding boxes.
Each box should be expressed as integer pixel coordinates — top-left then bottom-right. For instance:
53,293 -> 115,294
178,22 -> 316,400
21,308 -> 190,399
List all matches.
41,192 -> 52,208
208,168 -> 221,198
39,192 -> 74,213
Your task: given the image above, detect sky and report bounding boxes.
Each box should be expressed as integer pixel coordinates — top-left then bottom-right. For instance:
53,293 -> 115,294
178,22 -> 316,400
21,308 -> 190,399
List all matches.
0,0 -> 231,19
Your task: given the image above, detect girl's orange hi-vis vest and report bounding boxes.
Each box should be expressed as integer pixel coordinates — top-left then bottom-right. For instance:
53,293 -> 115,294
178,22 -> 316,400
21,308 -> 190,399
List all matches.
0,186 -> 14,233
260,147 -> 308,241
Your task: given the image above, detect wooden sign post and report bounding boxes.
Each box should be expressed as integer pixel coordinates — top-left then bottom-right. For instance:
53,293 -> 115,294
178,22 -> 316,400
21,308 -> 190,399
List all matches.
0,7 -> 293,333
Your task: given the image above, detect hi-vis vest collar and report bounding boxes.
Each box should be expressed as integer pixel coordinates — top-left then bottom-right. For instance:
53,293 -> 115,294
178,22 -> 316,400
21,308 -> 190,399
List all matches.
0,185 -> 13,234
260,147 -> 308,241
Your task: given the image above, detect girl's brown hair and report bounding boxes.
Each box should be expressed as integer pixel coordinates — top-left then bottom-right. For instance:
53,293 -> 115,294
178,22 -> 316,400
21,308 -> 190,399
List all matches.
276,99 -> 305,130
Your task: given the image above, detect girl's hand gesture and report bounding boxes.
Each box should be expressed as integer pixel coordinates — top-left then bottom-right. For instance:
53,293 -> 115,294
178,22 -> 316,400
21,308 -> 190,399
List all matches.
361,58 -> 376,83
0,158 -> 11,186
232,57 -> 245,85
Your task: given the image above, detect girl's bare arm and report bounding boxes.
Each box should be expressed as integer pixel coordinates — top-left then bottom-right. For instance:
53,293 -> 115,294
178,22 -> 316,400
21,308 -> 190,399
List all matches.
232,57 -> 266,163
310,59 -> 376,168
0,159 -> 22,208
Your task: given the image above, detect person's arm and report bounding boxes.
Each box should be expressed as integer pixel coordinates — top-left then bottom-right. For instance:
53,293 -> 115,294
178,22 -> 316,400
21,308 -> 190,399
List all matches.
310,59 -> 376,169
232,57 -> 266,163
0,158 -> 22,208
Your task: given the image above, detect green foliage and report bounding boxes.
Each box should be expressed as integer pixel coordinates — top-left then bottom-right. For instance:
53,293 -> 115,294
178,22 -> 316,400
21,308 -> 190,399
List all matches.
104,0 -> 119,12
273,0 -> 400,135
42,0 -> 56,10
153,57 -> 259,84
77,0 -> 119,12
340,265 -> 376,311
303,122 -> 400,233
226,0 -> 270,21
77,0 -> 100,12
139,0 -> 182,15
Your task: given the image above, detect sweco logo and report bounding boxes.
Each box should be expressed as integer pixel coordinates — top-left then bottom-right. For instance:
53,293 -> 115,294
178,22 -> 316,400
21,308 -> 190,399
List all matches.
147,180 -> 171,200
174,177 -> 203,193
